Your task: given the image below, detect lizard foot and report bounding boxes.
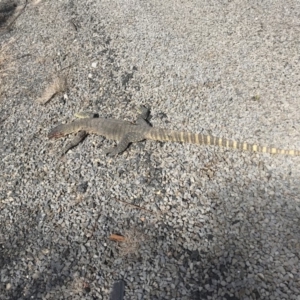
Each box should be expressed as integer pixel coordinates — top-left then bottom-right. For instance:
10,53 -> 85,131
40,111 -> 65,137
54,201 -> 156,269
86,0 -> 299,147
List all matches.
102,147 -> 121,157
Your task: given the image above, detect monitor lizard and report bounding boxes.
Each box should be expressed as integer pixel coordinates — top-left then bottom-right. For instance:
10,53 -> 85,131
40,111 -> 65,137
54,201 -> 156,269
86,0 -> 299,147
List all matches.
48,106 -> 300,156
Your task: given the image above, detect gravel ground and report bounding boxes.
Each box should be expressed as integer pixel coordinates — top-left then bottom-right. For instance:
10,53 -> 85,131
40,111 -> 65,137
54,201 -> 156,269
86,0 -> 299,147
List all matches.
1,0 -> 300,299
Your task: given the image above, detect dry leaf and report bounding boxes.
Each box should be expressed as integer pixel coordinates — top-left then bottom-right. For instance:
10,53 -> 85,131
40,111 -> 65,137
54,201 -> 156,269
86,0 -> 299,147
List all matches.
37,76 -> 67,104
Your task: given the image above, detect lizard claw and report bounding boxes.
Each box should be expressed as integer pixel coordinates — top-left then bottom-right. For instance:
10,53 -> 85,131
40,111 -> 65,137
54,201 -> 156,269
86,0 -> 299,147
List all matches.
137,105 -> 150,117
102,148 -> 118,157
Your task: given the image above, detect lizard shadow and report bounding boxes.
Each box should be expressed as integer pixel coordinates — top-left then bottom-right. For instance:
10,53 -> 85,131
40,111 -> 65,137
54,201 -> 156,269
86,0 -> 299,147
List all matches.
0,205 -> 89,299
0,1 -> 18,27
148,175 -> 300,299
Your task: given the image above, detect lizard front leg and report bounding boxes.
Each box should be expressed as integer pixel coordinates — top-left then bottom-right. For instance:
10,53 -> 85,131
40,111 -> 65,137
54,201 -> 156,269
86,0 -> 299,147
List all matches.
58,111 -> 96,155
61,131 -> 88,156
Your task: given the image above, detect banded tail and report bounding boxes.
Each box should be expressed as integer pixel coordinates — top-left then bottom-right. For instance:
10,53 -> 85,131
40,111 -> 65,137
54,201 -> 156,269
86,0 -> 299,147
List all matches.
146,128 -> 300,156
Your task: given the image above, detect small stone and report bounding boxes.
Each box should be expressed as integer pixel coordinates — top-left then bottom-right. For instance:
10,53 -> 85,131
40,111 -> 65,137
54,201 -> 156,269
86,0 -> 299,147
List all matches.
221,280 -> 227,286
257,273 -> 265,280
32,272 -> 40,279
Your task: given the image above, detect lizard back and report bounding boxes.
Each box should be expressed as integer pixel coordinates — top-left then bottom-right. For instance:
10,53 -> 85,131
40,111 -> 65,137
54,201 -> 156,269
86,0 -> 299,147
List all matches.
48,118 -> 144,141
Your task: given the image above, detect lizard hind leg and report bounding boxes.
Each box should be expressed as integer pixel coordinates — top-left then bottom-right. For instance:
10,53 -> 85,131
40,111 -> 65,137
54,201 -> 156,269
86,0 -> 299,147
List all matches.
137,105 -> 151,120
103,132 -> 145,156
136,105 -> 151,127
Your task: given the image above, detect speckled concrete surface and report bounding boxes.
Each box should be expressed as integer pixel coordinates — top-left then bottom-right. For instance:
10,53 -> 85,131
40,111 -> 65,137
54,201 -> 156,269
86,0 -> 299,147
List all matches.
0,0 -> 300,299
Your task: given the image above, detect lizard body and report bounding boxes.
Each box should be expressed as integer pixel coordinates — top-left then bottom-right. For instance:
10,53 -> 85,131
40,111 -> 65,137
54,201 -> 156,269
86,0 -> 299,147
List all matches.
48,107 -> 300,156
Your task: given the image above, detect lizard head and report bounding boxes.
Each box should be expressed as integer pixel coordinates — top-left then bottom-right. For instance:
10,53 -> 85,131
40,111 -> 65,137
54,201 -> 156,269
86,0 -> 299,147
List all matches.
48,126 -> 65,139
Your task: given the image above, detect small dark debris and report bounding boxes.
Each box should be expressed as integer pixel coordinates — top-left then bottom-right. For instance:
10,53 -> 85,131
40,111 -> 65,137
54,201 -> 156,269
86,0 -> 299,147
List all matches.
231,220 -> 240,225
77,181 -> 88,193
190,250 -> 200,261
224,293 -> 239,300
121,72 -> 133,87
110,280 -> 125,300
207,234 -> 214,241
84,284 -> 91,293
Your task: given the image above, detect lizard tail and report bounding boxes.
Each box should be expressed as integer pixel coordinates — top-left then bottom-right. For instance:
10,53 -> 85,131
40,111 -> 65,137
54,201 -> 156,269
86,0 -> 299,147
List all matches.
146,128 -> 300,156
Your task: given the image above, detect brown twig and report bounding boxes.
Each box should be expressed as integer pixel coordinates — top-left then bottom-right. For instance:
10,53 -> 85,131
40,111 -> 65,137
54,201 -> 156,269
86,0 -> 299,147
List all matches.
109,234 -> 126,242
114,198 -> 155,213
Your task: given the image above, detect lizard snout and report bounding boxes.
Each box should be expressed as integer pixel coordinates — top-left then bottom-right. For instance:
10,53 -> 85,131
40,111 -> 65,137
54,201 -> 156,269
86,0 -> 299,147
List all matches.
48,127 -> 64,139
